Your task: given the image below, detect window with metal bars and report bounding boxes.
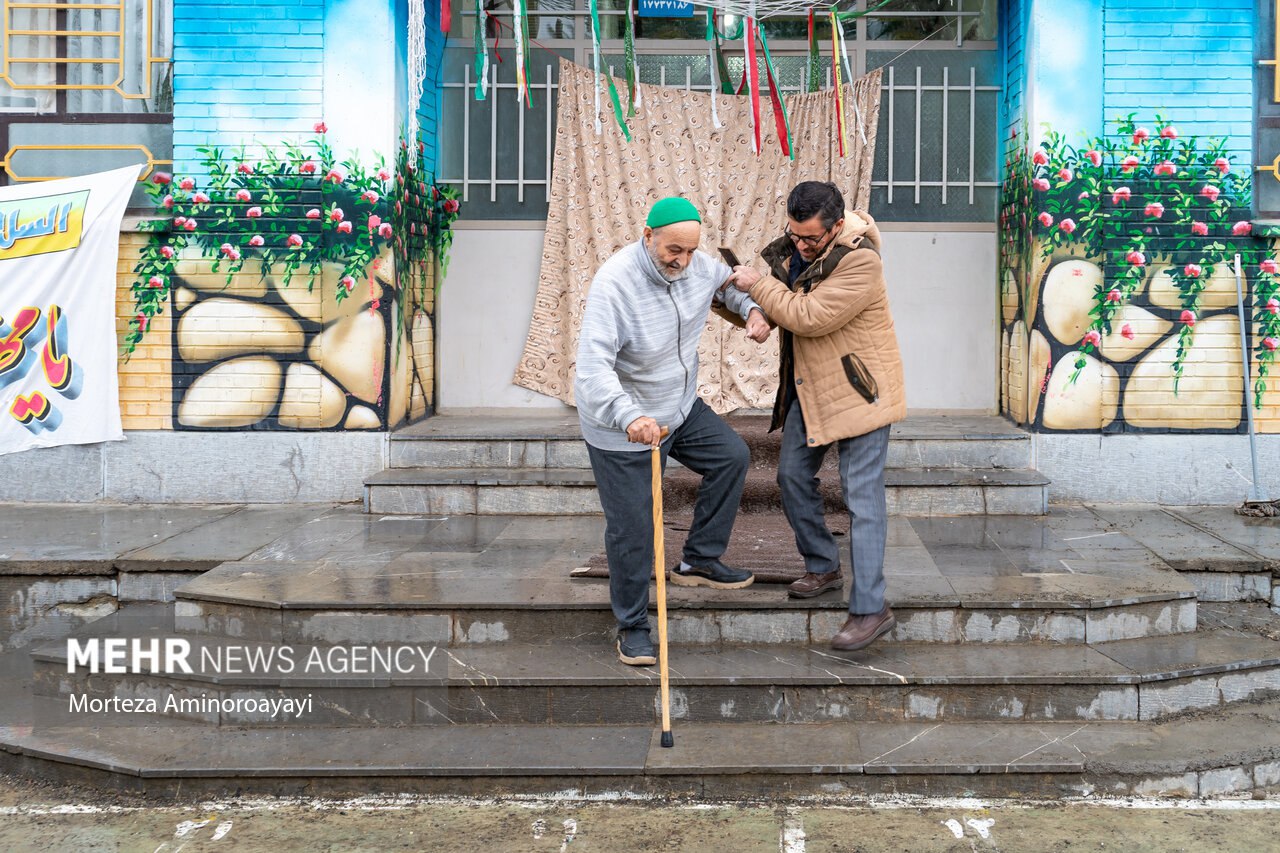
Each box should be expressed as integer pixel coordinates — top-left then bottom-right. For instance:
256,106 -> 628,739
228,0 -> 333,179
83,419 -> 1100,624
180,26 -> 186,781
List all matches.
1256,0 -> 1280,220
438,0 -> 999,223
0,0 -> 172,204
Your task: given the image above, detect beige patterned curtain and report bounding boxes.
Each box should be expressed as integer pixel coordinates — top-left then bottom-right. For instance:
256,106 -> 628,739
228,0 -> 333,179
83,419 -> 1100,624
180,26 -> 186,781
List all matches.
513,59 -> 882,412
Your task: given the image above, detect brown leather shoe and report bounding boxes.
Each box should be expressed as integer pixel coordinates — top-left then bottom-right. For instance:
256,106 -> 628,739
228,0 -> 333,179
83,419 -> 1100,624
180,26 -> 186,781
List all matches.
788,571 -> 844,599
830,605 -> 896,651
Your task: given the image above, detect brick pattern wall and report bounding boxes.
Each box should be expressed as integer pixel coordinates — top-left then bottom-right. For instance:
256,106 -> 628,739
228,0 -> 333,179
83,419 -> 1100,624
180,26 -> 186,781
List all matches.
999,0 -> 1276,433
418,0 -> 445,176
117,233 -> 174,430
1102,0 -> 1253,158
999,0 -> 1026,151
172,0 -> 326,175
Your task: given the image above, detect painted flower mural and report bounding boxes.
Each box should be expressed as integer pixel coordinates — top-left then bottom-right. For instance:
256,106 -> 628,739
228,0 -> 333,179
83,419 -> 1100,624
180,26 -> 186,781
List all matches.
124,126 -> 462,432
1004,114 -> 1280,429
126,125 -> 460,356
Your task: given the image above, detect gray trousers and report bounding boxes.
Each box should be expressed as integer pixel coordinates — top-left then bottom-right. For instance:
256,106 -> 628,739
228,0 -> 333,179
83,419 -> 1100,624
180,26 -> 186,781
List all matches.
586,398 -> 749,631
777,398 -> 891,615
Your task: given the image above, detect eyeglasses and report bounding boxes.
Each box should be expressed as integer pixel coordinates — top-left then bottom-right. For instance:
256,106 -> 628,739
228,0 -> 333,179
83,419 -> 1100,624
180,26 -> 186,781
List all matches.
785,225 -> 831,247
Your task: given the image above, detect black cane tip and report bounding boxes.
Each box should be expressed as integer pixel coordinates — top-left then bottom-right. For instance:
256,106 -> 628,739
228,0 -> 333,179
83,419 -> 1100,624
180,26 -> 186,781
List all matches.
661,730 -> 674,748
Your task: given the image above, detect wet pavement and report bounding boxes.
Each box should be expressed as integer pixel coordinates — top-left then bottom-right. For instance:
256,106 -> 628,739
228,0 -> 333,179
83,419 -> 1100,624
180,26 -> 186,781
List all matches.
1,501 -> 1280,804
0,502 -> 1273,621
0,772 -> 1277,852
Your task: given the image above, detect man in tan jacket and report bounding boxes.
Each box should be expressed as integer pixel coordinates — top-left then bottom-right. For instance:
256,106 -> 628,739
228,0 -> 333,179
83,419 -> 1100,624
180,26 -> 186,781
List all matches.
728,181 -> 907,651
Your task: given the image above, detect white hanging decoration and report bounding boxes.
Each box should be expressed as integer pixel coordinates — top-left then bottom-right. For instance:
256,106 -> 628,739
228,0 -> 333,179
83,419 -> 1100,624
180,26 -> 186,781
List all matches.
707,39 -> 721,129
407,0 -> 428,143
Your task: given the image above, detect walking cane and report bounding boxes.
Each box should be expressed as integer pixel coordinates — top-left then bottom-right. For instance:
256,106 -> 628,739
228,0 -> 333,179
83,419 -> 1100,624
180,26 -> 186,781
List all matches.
651,426 -> 674,748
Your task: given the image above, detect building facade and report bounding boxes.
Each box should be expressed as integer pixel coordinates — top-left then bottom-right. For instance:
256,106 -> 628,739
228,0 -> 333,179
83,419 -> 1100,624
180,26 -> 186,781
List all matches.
1,0 -> 1276,504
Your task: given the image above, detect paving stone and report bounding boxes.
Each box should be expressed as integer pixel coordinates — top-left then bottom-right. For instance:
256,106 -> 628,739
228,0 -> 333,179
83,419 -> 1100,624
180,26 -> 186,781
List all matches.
1183,572 -> 1273,602
1217,668 -> 1280,704
213,686 -> 418,726
544,441 -> 593,469
718,612 -> 808,644
115,506 -> 339,570
958,610 -> 1086,644
886,437 -> 1031,470
476,485 -> 602,515
284,611 -> 452,645
174,600 -> 282,643
0,504 -> 239,571
368,484 -> 478,515
882,610 -> 961,643
1045,574 -> 1196,607
1086,600 -> 1196,643
389,439 -> 550,469
1138,677 -> 1220,719
33,670 -> 219,725
1163,508 -> 1280,568
118,572 -> 203,603
1131,773 -> 1199,797
1086,507 -> 1266,573
643,722 -> 862,774
857,722 -> 1086,774
903,685 -> 1138,722
450,609 -> 614,645
0,576 -> 118,652
1254,760 -> 1280,789
1198,765 -> 1252,797
1093,632 -> 1280,681
883,547 -> 944,577
783,686 -> 906,723
947,576 -> 1084,608
665,612 -> 722,644
883,575 -> 959,605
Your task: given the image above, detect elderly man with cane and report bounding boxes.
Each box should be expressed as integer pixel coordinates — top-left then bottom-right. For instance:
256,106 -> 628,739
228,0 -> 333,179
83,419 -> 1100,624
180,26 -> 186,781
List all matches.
575,196 -> 771,666
728,181 -> 907,652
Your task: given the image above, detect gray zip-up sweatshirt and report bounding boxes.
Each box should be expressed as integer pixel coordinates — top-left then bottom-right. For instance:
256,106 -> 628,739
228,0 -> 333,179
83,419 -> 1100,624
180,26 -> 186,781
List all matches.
574,240 -> 761,452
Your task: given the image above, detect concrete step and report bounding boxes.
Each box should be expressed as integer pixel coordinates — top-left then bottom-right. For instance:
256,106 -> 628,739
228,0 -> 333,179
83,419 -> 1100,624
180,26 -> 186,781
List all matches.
169,575 -> 1197,648
364,466 -> 1050,516
32,619 -> 1280,726
7,696 -> 1280,799
388,413 -> 1034,472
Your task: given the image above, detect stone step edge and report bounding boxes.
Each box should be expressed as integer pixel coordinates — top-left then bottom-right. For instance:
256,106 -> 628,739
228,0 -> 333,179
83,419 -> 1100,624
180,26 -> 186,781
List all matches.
30,633 -> 1280,690
386,428 -> 1034,444
4,709 -> 1280,795
169,586 -> 1194,612
363,467 -> 1053,488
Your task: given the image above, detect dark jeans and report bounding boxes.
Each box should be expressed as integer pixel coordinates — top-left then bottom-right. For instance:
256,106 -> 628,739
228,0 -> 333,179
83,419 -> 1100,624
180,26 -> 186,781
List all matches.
586,398 -> 749,631
776,398 -> 891,615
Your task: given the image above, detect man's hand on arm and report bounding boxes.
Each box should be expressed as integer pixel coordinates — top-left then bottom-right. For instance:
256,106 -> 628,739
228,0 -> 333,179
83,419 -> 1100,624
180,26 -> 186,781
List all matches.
626,416 -> 663,447
727,265 -> 763,293
745,308 -> 771,343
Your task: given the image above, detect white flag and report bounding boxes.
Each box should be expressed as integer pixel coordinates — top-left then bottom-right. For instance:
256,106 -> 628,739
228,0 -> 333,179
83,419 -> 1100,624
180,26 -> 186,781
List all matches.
0,165 -> 141,455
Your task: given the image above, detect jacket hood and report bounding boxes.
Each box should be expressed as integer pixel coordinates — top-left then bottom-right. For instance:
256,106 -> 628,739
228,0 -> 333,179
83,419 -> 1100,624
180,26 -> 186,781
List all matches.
832,210 -> 882,253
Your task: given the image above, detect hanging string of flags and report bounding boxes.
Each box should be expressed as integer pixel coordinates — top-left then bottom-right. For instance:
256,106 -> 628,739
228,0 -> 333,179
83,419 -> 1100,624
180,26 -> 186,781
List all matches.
460,0 -> 893,157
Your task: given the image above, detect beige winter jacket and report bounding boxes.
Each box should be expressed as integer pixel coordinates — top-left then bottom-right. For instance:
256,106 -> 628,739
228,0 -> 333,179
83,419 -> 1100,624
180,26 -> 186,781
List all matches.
748,210 -> 906,446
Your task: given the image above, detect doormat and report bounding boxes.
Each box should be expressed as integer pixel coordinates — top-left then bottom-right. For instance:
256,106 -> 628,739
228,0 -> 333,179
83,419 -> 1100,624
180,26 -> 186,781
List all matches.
571,513 -> 846,585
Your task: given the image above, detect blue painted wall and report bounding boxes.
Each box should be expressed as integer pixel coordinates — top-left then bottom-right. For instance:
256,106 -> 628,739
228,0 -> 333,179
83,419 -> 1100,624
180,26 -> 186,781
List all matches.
998,0 -> 1028,151
172,0 -> 326,173
1102,0 -> 1253,155
1031,0 -> 1103,142
173,0 -> 420,173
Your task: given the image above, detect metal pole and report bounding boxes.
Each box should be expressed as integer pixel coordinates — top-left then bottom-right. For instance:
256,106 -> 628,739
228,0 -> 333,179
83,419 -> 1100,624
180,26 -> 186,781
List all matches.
1235,253 -> 1270,502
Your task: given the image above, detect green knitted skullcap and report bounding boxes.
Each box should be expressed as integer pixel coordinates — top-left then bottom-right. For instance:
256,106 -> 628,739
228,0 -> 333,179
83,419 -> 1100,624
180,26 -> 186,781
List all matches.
646,197 -> 702,229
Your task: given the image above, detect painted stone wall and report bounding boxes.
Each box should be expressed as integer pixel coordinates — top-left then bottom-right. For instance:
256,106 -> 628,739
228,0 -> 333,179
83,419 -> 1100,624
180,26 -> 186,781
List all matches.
999,0 -> 1274,434
114,133 -> 453,432
1000,117 -> 1279,433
